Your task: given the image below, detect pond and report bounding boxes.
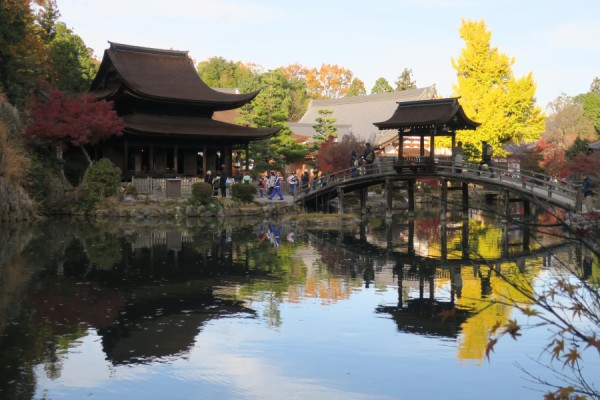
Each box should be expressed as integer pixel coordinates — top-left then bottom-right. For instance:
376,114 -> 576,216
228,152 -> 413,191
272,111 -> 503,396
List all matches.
0,207 -> 598,400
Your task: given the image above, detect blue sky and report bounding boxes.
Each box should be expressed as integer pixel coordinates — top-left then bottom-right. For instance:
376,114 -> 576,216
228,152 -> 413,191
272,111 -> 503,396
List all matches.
57,0 -> 600,111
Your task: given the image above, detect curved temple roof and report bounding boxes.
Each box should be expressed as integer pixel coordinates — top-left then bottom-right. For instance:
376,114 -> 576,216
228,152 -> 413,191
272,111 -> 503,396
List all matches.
373,98 -> 479,132
91,42 -> 259,110
123,113 -> 278,141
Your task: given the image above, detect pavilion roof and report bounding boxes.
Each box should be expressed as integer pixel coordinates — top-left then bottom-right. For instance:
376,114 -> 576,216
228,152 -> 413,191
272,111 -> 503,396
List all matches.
123,113 -> 279,141
90,42 -> 258,111
373,98 -> 479,132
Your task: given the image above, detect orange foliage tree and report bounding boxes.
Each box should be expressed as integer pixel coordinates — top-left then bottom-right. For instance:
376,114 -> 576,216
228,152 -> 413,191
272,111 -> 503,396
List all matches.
306,64 -> 353,99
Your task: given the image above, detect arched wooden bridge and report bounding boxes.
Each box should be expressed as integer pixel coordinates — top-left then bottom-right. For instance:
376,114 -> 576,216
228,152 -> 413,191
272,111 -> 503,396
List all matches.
294,157 -> 584,215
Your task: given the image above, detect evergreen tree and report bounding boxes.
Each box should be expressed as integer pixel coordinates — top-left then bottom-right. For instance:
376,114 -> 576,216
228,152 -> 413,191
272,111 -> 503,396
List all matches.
237,70 -> 308,172
395,68 -> 416,91
371,77 -> 393,94
451,19 -> 545,156
345,78 -> 366,97
196,57 -> 246,88
47,23 -> 99,93
582,91 -> 600,134
0,0 -> 46,106
312,109 -> 337,147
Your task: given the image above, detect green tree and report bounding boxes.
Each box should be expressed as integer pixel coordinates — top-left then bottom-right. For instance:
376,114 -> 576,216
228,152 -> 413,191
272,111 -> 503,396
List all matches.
237,70 -> 308,172
196,57 -> 247,88
395,68 -> 416,91
371,77 -> 393,94
36,0 -> 61,42
590,77 -> 600,96
278,66 -> 310,122
345,78 -> 366,97
581,91 -> 600,134
312,109 -> 337,147
0,0 -> 46,106
451,19 -> 545,156
47,22 -> 99,93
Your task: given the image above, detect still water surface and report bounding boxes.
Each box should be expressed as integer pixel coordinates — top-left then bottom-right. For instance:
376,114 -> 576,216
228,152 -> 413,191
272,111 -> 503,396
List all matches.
0,209 -> 598,399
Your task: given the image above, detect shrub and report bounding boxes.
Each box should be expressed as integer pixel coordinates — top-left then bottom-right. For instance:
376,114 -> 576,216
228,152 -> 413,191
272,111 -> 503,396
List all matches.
231,183 -> 256,202
86,158 -> 121,201
122,184 -> 137,196
191,182 -> 213,204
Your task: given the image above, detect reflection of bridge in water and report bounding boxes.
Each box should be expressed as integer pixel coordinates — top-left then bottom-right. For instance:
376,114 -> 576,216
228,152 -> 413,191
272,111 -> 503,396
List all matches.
295,158 -> 584,216
309,217 -> 586,344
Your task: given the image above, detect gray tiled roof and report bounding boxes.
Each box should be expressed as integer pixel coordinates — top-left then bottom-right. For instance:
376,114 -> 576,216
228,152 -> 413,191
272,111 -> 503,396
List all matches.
295,86 -> 437,146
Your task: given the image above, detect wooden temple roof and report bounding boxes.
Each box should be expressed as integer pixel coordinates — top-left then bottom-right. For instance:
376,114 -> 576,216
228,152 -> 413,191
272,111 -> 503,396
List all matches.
91,42 -> 258,111
373,98 -> 479,133
90,42 -> 279,141
123,113 -> 277,140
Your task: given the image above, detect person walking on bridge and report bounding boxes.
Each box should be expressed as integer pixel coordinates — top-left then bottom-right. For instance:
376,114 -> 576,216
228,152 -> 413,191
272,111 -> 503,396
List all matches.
582,175 -> 595,212
478,141 -> 495,178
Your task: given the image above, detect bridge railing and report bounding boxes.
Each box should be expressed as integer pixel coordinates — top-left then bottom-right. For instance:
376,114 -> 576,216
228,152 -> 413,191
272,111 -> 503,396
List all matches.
294,157 -> 580,209
434,159 -> 580,203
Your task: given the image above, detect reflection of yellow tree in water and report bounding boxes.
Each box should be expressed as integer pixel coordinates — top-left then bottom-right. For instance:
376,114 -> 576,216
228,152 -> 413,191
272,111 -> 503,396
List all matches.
455,262 -> 537,364
424,220 -> 542,363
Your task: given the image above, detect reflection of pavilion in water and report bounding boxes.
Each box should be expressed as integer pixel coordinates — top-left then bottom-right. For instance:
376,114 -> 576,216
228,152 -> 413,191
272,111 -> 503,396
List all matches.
322,214 -> 582,362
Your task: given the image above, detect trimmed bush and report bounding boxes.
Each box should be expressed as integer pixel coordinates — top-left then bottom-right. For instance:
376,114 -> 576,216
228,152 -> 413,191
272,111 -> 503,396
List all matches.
191,182 -> 213,204
231,183 -> 256,202
86,158 -> 121,200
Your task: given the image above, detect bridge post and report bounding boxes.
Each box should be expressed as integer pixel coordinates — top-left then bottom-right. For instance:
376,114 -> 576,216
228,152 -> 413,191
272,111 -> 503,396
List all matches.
523,199 -> 531,218
461,218 -> 470,259
441,218 -> 447,261
407,217 -> 415,256
503,190 -> 510,223
360,188 -> 367,215
408,179 -> 415,215
386,178 -> 393,219
462,182 -> 469,215
337,187 -> 344,214
440,178 -> 448,221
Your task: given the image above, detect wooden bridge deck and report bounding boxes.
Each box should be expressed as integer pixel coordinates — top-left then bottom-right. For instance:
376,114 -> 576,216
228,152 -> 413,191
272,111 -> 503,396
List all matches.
294,158 -> 585,213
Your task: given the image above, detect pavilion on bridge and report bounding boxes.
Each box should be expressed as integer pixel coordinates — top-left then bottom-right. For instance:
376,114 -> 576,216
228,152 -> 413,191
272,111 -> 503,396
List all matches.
374,97 -> 479,172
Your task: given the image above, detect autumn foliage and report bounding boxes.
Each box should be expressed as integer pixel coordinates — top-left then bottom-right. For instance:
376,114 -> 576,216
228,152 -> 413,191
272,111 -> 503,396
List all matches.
316,134 -> 363,173
26,89 -> 124,149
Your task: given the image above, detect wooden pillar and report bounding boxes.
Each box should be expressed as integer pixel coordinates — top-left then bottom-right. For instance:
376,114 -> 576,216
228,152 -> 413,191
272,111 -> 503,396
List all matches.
386,218 -> 393,251
360,188 -> 367,215
245,144 -> 250,171
407,217 -> 415,255
124,140 -> 129,180
150,145 -> 154,174
461,218 -> 470,260
407,179 -> 415,214
523,199 -> 531,218
503,190 -> 510,223
174,144 -> 178,175
441,218 -> 447,261
502,223 -> 509,259
398,131 -> 404,159
420,136 -> 425,157
429,129 -> 435,158
462,182 -> 469,215
386,178 -> 393,219
440,178 -> 448,221
337,187 -> 344,214
202,145 -> 208,174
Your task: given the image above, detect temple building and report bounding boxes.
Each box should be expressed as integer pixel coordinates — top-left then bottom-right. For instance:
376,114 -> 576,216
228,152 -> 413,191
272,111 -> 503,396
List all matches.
290,86 -> 437,156
89,42 -> 278,179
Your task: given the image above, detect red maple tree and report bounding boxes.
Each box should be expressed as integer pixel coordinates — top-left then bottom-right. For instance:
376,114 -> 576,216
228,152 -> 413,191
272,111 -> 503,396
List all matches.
26,89 -> 124,152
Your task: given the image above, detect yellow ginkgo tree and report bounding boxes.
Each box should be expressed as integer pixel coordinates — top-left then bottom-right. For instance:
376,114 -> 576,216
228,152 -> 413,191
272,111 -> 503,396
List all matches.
451,19 -> 545,158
